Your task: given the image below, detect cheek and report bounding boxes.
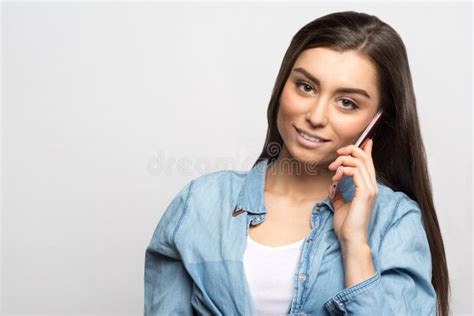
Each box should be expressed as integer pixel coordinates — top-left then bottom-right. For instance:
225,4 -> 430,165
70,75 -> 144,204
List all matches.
277,88 -> 301,138
279,83 -> 307,116
332,117 -> 366,146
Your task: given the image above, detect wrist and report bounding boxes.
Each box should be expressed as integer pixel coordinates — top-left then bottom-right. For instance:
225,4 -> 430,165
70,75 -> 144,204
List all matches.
341,243 -> 376,288
341,240 -> 370,255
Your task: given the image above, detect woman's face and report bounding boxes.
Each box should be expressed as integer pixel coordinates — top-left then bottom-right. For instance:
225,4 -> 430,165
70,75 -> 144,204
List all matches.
277,47 -> 381,168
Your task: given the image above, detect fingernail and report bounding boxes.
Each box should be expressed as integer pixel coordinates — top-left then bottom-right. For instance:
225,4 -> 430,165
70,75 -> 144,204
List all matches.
329,184 -> 335,198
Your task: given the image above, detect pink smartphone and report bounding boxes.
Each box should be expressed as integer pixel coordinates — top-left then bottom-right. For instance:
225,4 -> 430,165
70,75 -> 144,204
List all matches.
329,110 -> 383,200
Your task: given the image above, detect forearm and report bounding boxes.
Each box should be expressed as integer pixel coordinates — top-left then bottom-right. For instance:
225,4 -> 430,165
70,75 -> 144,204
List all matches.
341,243 -> 376,288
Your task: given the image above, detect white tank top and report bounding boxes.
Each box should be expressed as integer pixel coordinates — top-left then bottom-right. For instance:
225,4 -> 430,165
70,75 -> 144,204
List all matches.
243,234 -> 305,315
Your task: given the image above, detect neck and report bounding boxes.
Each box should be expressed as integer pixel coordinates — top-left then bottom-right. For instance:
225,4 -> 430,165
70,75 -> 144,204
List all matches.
265,146 -> 336,202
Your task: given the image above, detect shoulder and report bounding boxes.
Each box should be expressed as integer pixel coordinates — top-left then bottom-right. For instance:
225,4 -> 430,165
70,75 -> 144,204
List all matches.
171,168 -> 250,220
187,168 -> 248,197
166,168 -> 248,204
374,181 -> 424,234
149,168 -> 249,256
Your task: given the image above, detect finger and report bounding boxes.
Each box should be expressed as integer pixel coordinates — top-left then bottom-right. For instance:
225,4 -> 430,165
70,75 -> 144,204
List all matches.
335,142 -> 376,183
330,155 -> 374,188
362,136 -> 373,148
329,155 -> 359,170
356,140 -> 376,188
337,142 -> 372,164
354,158 -> 376,196
332,191 -> 345,207
363,139 -> 376,186
363,138 -> 373,156
332,164 -> 369,188
332,165 -> 375,198
332,165 -> 345,181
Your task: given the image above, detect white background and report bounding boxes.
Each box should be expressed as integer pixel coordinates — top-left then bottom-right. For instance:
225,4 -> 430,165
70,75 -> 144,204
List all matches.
2,1 -> 472,315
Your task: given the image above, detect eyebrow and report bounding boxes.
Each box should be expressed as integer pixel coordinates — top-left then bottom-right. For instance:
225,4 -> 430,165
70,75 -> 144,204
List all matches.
292,67 -> 371,99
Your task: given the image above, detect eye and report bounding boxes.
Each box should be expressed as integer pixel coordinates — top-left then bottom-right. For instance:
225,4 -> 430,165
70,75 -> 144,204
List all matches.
295,80 -> 360,111
295,81 -> 315,94
338,98 -> 360,110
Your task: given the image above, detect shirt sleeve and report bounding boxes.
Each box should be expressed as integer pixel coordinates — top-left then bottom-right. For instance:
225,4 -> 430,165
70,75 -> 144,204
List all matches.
323,197 -> 437,315
144,181 -> 195,315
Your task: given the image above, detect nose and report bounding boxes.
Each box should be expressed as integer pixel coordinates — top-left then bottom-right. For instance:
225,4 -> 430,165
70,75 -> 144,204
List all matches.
305,97 -> 329,127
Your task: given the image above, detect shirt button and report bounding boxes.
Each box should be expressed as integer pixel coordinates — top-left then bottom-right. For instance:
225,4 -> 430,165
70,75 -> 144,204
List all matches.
298,274 -> 306,282
306,238 -> 313,243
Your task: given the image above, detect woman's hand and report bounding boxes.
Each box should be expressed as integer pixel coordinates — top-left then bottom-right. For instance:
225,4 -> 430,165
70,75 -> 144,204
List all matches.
327,138 -> 378,249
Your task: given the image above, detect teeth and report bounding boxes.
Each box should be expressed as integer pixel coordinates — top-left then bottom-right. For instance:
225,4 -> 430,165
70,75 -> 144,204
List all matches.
299,131 -> 323,142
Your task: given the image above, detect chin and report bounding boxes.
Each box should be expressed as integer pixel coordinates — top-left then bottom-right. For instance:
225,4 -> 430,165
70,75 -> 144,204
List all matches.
291,144 -> 333,167
288,146 -> 319,164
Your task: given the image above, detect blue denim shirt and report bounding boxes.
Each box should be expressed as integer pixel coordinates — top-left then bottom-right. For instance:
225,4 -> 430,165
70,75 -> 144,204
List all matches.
144,158 -> 436,315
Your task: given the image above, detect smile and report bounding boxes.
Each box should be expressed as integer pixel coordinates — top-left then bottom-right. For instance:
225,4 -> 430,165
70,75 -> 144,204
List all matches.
295,127 -> 328,142
294,126 -> 330,148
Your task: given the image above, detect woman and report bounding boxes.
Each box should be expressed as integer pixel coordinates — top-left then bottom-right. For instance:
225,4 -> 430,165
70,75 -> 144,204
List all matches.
145,11 -> 450,315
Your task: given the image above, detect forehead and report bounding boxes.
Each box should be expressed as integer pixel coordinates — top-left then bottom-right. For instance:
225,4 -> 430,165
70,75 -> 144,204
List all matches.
293,47 -> 379,95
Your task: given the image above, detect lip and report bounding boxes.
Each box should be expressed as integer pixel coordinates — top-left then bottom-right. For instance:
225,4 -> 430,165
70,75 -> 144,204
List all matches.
294,126 -> 330,149
294,126 -> 330,141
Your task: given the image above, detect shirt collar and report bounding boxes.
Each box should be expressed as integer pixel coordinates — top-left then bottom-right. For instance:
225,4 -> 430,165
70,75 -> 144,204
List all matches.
233,158 -> 356,215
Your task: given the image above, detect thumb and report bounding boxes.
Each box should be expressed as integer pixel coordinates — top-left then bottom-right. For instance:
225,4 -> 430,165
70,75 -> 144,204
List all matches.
332,191 -> 345,209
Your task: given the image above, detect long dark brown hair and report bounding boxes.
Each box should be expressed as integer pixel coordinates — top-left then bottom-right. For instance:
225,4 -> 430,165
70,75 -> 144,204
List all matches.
253,11 -> 450,316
